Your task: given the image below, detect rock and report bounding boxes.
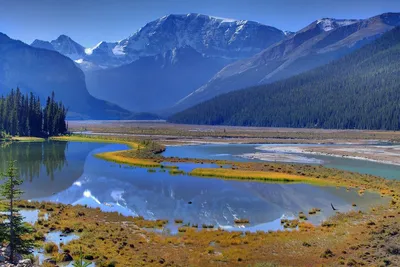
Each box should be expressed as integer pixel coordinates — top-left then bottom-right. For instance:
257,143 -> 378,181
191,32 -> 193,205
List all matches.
4,245 -> 22,263
59,252 -> 73,262
62,227 -> 74,234
84,255 -> 94,260
16,259 -> 32,267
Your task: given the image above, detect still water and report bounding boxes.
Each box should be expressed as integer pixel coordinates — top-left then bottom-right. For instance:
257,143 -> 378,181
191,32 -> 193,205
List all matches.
0,141 -> 389,232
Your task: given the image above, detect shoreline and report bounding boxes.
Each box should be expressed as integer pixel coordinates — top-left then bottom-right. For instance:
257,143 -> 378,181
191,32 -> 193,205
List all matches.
255,145 -> 400,167
164,140 -> 400,167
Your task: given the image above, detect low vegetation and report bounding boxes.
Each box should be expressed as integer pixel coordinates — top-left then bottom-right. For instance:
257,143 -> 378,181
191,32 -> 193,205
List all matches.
308,208 -> 321,215
234,219 -> 250,224
51,135 -> 165,167
189,168 -> 335,185
15,198 -> 400,266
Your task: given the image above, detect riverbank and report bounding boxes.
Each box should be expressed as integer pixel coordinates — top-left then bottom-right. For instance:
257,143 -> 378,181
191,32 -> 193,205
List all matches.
50,134 -> 400,192
0,136 -> 45,143
67,120 -> 400,144
51,135 -> 166,168
255,144 -> 400,167
65,121 -> 400,168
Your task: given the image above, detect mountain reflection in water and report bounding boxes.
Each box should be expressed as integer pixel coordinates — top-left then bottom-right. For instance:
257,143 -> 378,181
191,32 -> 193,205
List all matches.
0,141 -> 387,231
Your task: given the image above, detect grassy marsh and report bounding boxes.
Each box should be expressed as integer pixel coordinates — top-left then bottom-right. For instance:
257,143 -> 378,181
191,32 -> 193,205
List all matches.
95,150 -> 161,167
189,168 -> 336,186
18,133 -> 400,266
12,198 -> 400,266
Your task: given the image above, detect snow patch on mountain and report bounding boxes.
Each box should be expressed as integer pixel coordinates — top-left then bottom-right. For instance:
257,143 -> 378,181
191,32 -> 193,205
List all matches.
316,18 -> 359,31
43,13 -> 286,71
208,15 -> 237,23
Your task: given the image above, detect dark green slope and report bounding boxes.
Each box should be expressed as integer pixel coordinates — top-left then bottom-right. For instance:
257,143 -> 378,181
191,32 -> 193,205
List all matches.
169,27 -> 400,130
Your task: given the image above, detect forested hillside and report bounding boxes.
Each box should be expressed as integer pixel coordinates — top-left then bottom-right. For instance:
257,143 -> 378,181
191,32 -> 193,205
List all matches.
169,26 -> 400,130
0,88 -> 67,137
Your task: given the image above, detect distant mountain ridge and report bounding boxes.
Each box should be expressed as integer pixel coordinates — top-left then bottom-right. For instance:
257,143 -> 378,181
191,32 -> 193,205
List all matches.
0,32 -> 131,119
169,26 -> 400,130
31,13 -> 287,71
172,12 -> 400,112
85,46 -> 228,111
71,13 -> 288,111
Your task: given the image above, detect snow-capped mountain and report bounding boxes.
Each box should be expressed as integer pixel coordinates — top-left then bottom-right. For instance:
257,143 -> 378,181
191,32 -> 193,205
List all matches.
112,13 -> 285,60
32,13 -> 286,71
32,35 -> 86,61
172,12 -> 400,113
50,34 -> 86,60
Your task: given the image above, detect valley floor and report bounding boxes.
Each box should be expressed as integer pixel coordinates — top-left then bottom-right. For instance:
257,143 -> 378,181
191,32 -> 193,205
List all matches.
69,120 -> 400,165
40,128 -> 400,266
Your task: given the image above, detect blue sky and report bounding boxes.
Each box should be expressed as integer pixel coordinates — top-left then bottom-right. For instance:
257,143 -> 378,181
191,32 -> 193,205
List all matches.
1,0 -> 399,47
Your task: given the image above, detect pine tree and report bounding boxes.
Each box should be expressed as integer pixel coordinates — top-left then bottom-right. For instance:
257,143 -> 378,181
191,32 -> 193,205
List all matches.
0,90 -> 67,137
0,161 -> 35,263
72,247 -> 91,267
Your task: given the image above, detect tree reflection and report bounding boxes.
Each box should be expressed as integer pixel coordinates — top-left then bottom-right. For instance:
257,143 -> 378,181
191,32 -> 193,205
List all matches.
0,141 -> 67,182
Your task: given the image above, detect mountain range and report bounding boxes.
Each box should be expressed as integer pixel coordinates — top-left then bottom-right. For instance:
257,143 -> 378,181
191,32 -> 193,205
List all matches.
0,33 -> 130,119
31,13 -> 287,112
3,12 -> 400,121
32,13 -> 286,71
172,12 -> 400,112
169,26 -> 400,130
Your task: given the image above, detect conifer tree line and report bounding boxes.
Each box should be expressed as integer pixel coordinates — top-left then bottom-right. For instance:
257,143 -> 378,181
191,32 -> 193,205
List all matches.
169,26 -> 400,130
0,88 -> 67,137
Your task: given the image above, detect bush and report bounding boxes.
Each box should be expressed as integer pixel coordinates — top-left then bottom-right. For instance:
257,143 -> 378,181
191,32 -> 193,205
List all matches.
33,231 -> 45,241
44,242 -> 59,254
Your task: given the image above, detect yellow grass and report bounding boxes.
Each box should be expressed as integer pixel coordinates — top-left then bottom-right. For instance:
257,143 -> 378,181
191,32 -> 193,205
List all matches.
49,135 -> 139,149
11,136 -> 45,142
95,151 -> 161,167
51,135 -> 162,167
189,168 -> 336,185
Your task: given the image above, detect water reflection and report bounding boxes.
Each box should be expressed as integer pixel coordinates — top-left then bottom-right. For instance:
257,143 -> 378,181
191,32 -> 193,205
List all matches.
0,141 -> 104,199
35,144 -> 387,232
0,141 -> 68,182
0,141 -> 388,232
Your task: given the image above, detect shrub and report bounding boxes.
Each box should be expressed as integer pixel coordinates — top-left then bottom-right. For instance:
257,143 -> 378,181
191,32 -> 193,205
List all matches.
308,208 -> 321,214
33,231 -> 45,241
234,219 -> 250,224
320,249 -> 334,258
44,242 -> 59,254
